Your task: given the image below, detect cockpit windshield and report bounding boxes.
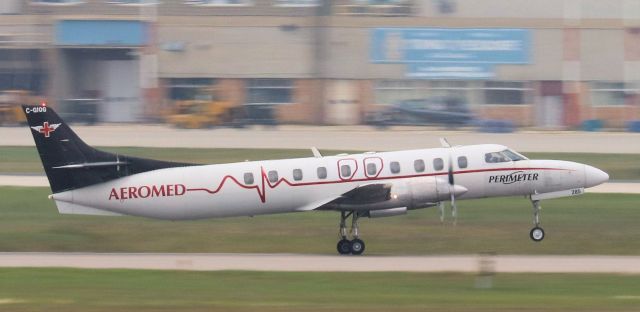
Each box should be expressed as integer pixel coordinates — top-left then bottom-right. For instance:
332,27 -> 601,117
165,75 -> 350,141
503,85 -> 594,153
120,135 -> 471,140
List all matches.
485,149 -> 527,163
502,149 -> 527,161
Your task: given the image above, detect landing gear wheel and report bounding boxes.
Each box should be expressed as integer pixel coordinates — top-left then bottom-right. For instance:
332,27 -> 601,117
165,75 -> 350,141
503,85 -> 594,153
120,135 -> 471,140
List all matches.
350,239 -> 365,255
337,239 -> 352,255
530,227 -> 545,242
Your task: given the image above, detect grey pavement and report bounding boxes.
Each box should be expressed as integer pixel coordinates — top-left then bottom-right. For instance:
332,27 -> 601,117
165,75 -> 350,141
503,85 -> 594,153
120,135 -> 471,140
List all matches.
0,253 -> 638,273
2,125 -> 639,153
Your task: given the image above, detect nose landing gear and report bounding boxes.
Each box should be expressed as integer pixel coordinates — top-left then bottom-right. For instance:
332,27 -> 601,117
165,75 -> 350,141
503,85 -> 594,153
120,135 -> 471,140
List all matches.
529,199 -> 545,242
337,211 -> 366,255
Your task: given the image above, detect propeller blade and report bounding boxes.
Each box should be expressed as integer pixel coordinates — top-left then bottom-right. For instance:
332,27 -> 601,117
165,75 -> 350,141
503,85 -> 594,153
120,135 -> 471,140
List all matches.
448,154 -> 457,225
450,192 -> 458,226
438,201 -> 445,223
447,155 -> 455,185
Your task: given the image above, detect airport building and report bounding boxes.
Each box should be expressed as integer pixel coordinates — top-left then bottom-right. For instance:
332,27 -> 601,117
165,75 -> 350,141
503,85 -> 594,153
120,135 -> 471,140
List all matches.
0,0 -> 639,127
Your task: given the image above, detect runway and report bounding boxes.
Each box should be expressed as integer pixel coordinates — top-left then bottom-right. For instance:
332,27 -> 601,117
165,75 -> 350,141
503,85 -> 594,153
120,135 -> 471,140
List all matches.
2,125 -> 639,153
0,253 -> 639,273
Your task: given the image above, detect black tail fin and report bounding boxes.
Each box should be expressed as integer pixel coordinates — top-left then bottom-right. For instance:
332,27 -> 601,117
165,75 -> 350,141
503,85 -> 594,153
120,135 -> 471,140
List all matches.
23,105 -> 193,193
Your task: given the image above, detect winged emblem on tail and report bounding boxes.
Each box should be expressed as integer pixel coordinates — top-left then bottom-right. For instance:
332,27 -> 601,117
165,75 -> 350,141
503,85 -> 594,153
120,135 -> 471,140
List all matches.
31,122 -> 61,138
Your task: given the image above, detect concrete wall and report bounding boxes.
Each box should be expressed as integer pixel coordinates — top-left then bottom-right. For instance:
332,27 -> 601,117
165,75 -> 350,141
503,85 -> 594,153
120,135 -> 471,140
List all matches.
2,0 -> 638,127
157,19 -> 314,78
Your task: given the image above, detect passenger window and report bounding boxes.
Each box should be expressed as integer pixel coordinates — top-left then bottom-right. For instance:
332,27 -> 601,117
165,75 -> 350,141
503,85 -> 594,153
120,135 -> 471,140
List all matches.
366,163 -> 377,176
433,158 -> 444,171
458,156 -> 468,169
485,152 -> 510,163
243,172 -> 254,185
340,165 -> 351,178
390,161 -> 401,174
293,168 -> 303,181
414,159 -> 425,172
317,166 -> 327,179
268,170 -> 279,183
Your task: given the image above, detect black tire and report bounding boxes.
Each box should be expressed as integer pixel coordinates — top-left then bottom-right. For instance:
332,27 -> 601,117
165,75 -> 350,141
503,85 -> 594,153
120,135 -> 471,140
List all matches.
337,239 -> 352,255
350,239 -> 365,255
530,227 -> 545,242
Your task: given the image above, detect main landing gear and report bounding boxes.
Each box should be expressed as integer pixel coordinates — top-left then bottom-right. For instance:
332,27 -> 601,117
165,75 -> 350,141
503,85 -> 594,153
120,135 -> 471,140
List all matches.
529,199 -> 545,242
337,211 -> 365,255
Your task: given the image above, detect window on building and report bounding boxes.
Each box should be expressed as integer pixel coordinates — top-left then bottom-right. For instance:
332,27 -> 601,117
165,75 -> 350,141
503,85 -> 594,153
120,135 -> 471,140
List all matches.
374,80 -> 474,107
293,168 -> 303,181
167,78 -> 215,101
268,170 -> 279,183
106,0 -> 159,4
433,158 -> 444,171
590,82 -> 636,106
243,172 -> 254,185
340,165 -> 351,178
366,163 -> 377,176
390,161 -> 401,174
31,0 -> 83,4
246,79 -> 293,105
185,0 -> 251,6
273,0 -> 319,6
317,166 -> 327,179
414,159 -> 425,172
457,156 -> 468,169
336,0 -> 412,16
0,72 -> 47,94
483,81 -> 528,105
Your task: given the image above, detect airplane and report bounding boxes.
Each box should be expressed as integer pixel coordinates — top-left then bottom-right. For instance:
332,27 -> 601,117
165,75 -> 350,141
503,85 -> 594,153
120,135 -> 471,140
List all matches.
23,104 -> 609,255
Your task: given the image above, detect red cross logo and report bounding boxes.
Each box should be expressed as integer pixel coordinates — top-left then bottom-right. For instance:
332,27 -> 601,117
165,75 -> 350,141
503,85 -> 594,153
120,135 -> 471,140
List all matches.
31,122 -> 61,138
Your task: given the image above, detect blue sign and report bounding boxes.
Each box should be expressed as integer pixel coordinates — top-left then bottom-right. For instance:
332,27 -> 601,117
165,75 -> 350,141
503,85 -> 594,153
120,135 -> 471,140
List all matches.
56,20 -> 147,46
371,28 -> 530,64
407,63 -> 495,79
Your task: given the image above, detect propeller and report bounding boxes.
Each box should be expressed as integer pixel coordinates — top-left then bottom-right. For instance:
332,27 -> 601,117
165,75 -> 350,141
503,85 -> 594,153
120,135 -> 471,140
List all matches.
448,153 -> 458,226
439,138 -> 457,225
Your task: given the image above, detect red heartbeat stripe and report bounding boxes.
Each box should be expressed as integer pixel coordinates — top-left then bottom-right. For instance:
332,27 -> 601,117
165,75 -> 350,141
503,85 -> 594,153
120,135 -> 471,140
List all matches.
186,167 -> 569,203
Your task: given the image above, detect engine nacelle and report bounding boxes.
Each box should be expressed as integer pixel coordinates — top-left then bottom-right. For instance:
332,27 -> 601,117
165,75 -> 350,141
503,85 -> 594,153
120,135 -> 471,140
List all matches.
332,177 -> 467,211
390,177 -> 467,209
366,207 -> 407,218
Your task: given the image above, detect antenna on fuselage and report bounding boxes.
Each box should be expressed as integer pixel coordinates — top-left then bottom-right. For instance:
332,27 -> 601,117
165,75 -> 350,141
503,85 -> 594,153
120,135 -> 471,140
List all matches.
311,147 -> 322,158
439,137 -> 451,148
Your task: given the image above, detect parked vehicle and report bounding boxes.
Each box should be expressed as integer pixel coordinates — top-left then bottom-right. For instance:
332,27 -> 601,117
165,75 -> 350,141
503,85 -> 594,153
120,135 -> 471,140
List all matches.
0,90 -> 34,126
366,96 -> 475,128
166,87 -> 245,129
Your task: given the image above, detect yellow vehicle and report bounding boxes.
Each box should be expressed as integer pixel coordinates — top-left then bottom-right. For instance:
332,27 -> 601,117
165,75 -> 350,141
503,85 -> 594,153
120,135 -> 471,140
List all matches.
0,90 -> 32,126
167,100 -> 245,129
166,88 -> 244,129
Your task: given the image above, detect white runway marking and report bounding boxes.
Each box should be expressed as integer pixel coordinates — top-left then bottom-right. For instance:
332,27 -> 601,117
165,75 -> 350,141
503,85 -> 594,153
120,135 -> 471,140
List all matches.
0,253 -> 639,273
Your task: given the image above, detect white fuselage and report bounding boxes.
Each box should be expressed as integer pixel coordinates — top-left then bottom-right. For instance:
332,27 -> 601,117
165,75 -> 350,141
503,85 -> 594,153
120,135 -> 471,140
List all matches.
51,144 -> 608,220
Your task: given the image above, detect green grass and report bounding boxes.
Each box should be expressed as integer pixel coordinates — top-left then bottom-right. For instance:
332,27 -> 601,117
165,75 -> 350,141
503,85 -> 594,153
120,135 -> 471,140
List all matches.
1,186 -> 639,255
0,269 -> 639,312
1,146 -> 638,180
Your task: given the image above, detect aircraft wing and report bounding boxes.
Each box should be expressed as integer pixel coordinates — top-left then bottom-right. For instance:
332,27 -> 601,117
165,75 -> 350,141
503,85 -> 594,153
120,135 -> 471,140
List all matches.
297,183 -> 392,211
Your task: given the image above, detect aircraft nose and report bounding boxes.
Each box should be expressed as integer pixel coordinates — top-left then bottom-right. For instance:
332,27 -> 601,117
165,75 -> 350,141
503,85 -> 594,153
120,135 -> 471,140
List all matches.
584,165 -> 609,188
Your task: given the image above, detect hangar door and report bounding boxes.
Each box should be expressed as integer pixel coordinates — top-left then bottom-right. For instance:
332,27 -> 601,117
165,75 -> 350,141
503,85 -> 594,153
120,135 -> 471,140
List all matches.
102,60 -> 141,122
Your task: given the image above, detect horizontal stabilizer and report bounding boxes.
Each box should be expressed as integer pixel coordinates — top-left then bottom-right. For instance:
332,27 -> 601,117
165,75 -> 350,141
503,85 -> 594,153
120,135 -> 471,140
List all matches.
55,200 -> 124,216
